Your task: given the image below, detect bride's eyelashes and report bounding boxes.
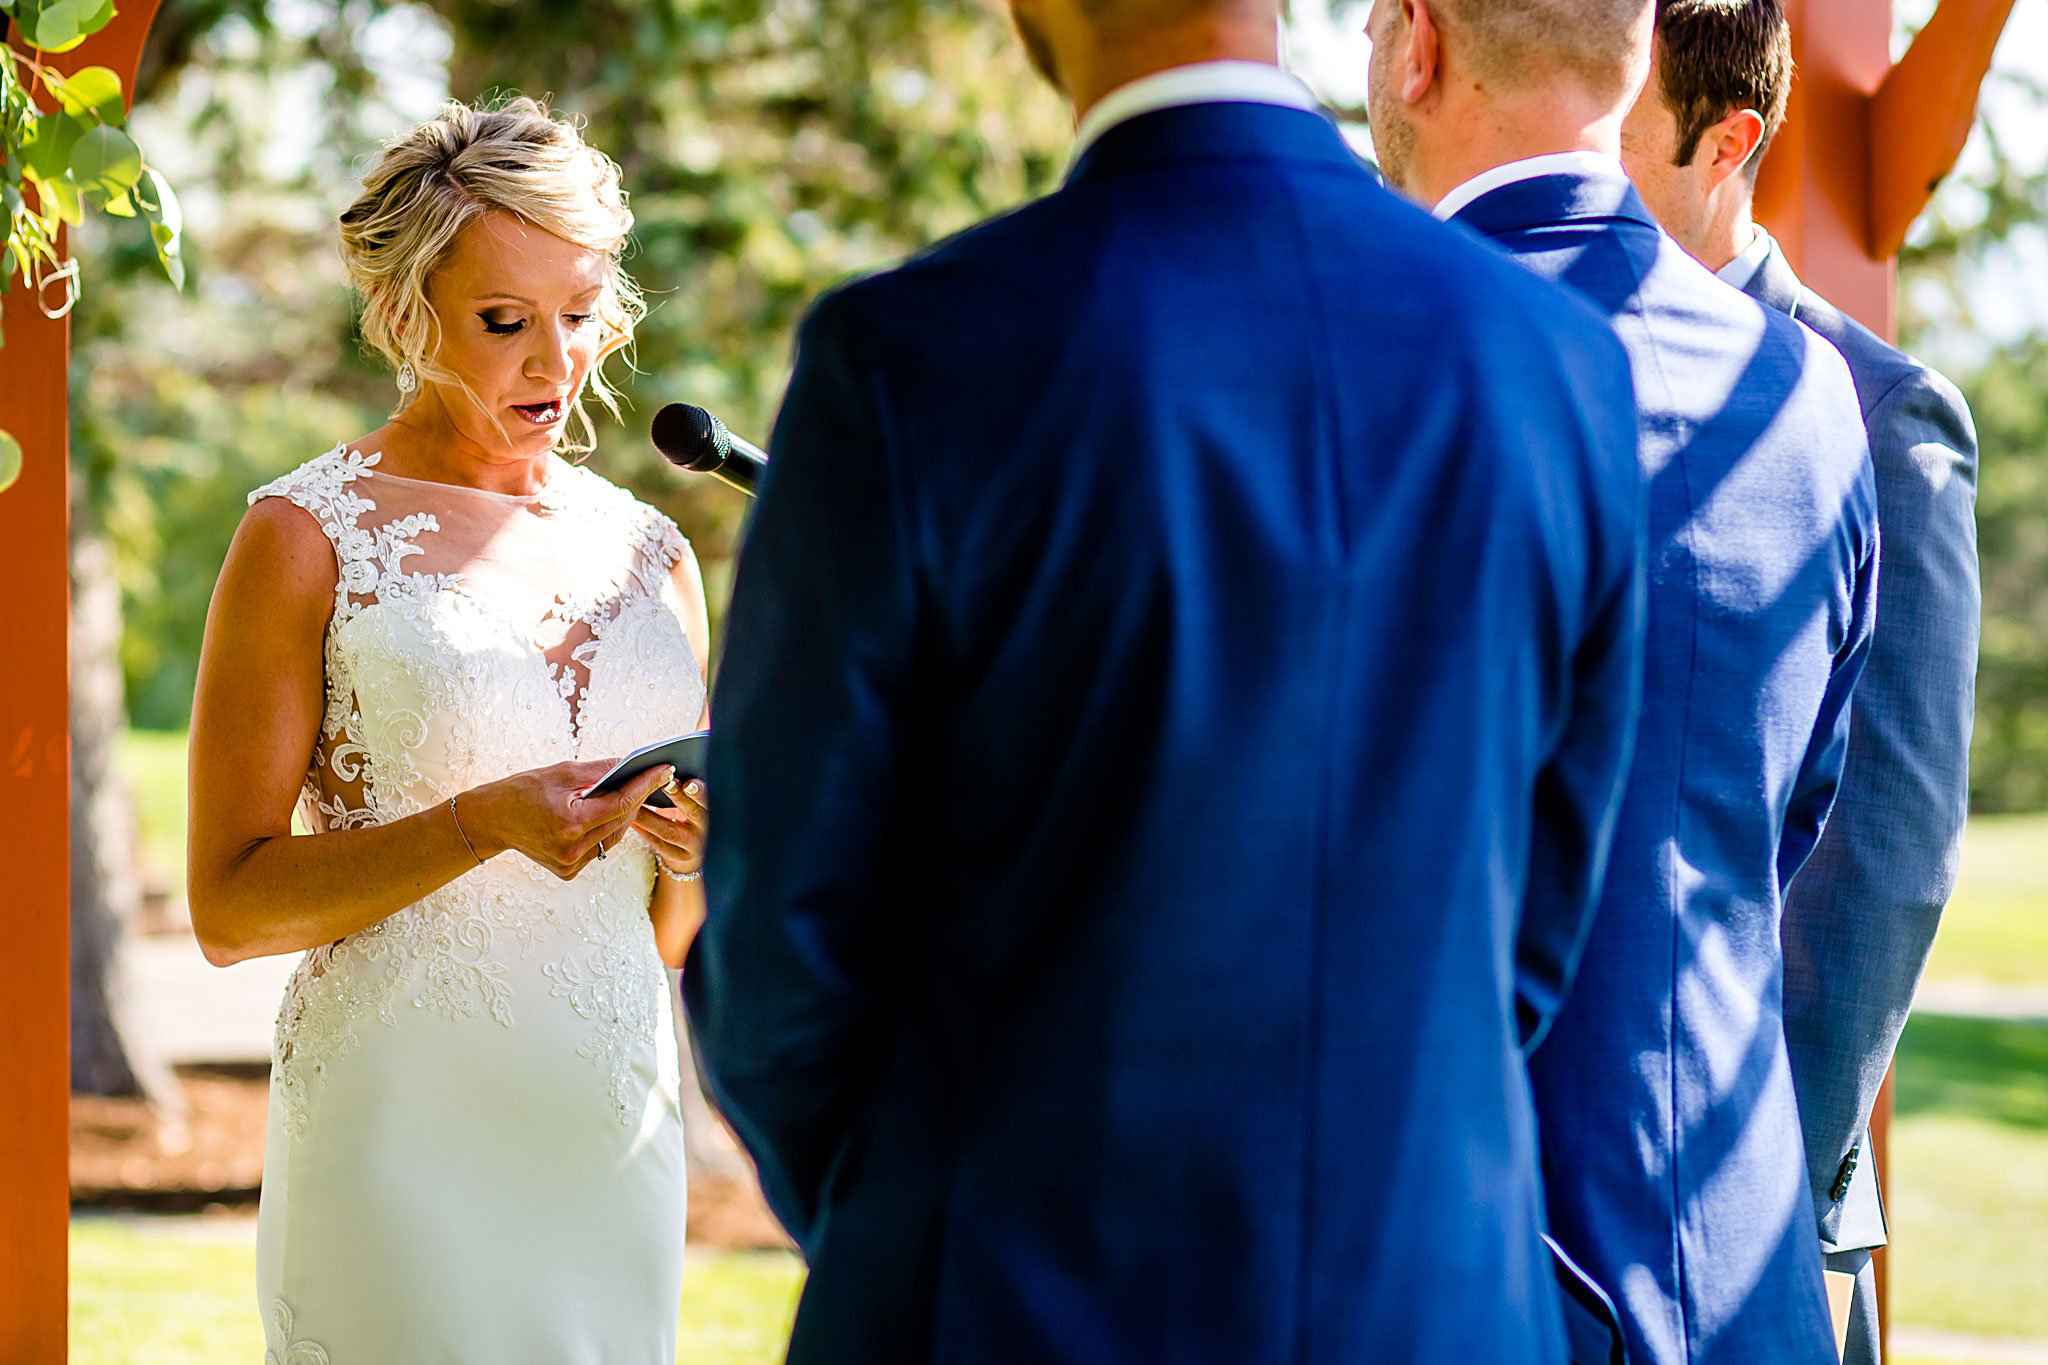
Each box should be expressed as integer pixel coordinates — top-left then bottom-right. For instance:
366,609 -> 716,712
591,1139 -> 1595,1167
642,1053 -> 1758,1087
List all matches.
476,313 -> 600,338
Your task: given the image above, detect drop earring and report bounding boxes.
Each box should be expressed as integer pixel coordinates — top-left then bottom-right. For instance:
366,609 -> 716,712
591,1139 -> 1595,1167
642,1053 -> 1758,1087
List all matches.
396,361 -> 417,398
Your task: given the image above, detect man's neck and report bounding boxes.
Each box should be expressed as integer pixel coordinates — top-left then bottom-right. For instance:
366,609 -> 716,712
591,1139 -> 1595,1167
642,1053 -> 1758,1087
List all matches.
1412,97 -> 1625,210
1066,12 -> 1280,122
1693,195 -> 1758,274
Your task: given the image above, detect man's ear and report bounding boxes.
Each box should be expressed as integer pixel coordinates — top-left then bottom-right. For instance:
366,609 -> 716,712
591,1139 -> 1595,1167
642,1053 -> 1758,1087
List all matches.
1704,108 -> 1766,189
1401,0 -> 1442,105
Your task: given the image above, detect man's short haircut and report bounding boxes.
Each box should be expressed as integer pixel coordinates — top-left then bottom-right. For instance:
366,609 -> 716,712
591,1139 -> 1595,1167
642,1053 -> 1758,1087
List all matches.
1653,0 -> 1793,178
1436,0 -> 1652,105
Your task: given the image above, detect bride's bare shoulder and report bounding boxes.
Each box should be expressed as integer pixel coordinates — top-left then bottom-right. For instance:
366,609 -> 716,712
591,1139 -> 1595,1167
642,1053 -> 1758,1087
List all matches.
233,496 -> 337,587
223,448 -> 353,616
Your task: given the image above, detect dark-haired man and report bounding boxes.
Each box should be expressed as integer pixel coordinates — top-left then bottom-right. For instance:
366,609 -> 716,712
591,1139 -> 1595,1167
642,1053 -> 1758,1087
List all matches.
1622,3 -> 1982,1360
1368,0 -> 1880,1361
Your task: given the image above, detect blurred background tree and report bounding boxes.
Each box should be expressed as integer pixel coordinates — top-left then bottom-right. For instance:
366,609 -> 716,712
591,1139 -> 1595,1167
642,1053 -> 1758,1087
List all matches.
1896,62 -> 2048,813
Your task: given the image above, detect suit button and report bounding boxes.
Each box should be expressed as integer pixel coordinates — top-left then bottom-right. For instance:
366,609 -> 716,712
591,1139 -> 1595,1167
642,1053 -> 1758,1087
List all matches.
1831,1147 -> 1860,1202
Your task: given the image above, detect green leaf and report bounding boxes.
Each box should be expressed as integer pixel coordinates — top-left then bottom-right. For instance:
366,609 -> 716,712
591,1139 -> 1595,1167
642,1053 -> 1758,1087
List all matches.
68,124 -> 141,201
14,0 -> 111,52
65,0 -> 117,47
23,110 -> 87,181
40,171 -> 83,226
0,431 -> 22,496
135,166 -> 184,290
41,65 -> 126,128
15,0 -> 83,50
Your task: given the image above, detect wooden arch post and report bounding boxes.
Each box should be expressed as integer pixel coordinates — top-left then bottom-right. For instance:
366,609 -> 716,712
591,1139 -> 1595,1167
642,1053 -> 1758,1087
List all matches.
1755,0 -> 2015,1351
0,3 -> 163,1360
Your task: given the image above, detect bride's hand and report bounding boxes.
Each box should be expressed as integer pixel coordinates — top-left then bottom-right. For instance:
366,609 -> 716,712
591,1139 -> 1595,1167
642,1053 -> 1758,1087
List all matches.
462,760 -> 675,881
633,777 -> 707,879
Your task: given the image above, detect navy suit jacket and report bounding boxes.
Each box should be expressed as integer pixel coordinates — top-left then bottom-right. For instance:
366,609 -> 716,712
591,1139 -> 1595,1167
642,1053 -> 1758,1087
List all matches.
688,105 -> 1647,1365
1751,245 -> 1981,1365
1455,174 -> 1881,1365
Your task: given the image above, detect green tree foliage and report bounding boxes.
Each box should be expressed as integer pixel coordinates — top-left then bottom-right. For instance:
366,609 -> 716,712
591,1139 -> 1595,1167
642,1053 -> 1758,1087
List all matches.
1950,338 -> 2048,812
1897,69 -> 2048,812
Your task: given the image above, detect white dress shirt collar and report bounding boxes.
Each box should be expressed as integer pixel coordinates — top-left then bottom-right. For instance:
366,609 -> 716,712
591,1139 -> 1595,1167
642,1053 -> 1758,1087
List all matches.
1716,224 -> 1776,291
1071,61 -> 1322,164
1431,151 -> 1628,222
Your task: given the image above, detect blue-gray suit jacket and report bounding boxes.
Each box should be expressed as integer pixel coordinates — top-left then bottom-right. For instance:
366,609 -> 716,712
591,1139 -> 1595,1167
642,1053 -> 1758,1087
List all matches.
1750,242 -> 1981,1361
688,104 -> 1648,1365
1457,173 -> 1881,1365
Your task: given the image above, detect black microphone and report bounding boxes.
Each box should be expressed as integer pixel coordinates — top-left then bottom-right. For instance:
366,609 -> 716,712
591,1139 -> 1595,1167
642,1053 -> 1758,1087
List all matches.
651,403 -> 767,496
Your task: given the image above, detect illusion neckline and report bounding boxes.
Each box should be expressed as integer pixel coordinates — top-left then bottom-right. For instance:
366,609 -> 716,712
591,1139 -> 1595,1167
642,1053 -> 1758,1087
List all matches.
341,446 -> 569,502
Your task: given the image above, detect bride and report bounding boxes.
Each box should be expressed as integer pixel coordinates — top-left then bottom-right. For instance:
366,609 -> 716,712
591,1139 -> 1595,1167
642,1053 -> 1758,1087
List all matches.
187,97 -> 709,1363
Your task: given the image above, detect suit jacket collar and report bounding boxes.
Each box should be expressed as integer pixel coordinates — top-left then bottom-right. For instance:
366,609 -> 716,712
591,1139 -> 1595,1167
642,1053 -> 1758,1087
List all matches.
1744,239 -> 1806,320
1446,169 -> 1660,240
1070,62 -> 1322,165
1066,100 -> 1365,187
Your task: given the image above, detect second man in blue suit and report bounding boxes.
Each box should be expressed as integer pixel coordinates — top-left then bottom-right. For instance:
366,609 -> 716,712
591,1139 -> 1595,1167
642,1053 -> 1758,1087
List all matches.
1369,0 -> 1880,1360
1620,3 -> 1983,1357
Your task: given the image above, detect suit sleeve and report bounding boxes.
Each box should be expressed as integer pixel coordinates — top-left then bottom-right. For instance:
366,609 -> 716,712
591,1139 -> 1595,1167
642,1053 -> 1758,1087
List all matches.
1781,366 -> 1980,1243
1517,338 -> 1647,1055
1777,441 -> 1881,893
684,287 -> 921,1252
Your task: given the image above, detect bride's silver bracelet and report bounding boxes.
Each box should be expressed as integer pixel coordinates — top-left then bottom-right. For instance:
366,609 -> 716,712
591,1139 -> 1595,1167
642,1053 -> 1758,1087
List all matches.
448,794 -> 484,866
658,862 -> 703,884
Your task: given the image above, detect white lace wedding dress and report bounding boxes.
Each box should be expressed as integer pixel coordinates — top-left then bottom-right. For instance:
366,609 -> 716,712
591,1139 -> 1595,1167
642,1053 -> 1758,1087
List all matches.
248,445 -> 702,1364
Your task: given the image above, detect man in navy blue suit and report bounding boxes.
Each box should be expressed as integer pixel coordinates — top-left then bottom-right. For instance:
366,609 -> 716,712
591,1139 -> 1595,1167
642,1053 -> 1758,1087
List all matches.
1368,0 -> 1880,1361
689,1 -> 1648,1360
1620,4 -> 1981,1357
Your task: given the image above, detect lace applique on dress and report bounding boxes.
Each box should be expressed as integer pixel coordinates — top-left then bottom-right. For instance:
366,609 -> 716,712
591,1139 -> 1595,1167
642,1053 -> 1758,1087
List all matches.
250,445 -> 703,1136
265,1299 -> 331,1365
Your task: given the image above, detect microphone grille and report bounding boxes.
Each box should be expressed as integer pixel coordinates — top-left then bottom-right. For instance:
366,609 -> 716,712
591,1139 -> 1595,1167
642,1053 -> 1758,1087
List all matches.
651,403 -> 732,471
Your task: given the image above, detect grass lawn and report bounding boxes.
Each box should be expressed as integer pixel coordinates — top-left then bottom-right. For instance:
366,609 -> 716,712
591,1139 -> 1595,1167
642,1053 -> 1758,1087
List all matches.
1923,813 -> 2048,985
70,1218 -> 804,1365
1889,812 -> 2048,1344
1890,1015 -> 2048,1339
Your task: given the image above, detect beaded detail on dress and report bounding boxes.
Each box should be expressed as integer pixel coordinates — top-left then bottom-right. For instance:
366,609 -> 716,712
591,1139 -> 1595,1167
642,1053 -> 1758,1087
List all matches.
249,445 -> 704,1135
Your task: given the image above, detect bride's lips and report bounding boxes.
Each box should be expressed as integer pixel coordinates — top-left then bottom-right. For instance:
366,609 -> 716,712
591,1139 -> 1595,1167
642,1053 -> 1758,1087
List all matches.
513,398 -> 565,425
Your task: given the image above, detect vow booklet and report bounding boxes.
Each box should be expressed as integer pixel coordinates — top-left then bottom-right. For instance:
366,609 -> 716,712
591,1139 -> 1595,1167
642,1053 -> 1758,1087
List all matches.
587,731 -> 709,809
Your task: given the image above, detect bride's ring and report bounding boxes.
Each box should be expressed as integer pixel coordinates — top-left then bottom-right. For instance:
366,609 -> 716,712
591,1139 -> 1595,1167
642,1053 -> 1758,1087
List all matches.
597,838 -> 609,861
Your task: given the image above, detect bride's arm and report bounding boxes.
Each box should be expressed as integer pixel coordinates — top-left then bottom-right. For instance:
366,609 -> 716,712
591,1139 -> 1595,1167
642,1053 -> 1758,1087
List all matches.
187,498 -> 672,967
639,545 -> 715,968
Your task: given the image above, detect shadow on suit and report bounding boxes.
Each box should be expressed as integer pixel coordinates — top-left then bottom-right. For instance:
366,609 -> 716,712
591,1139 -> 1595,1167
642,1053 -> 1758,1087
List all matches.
1452,174 -> 1881,1365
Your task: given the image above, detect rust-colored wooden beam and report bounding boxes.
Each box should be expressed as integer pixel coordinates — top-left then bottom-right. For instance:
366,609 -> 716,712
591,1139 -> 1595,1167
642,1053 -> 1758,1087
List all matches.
1869,0 -> 2021,258
0,4 -> 163,1359
1755,0 -> 1896,332
0,244 -> 76,1365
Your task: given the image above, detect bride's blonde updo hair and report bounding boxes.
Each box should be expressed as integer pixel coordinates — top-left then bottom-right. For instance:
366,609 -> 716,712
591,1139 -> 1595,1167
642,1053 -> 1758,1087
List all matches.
339,96 -> 645,454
